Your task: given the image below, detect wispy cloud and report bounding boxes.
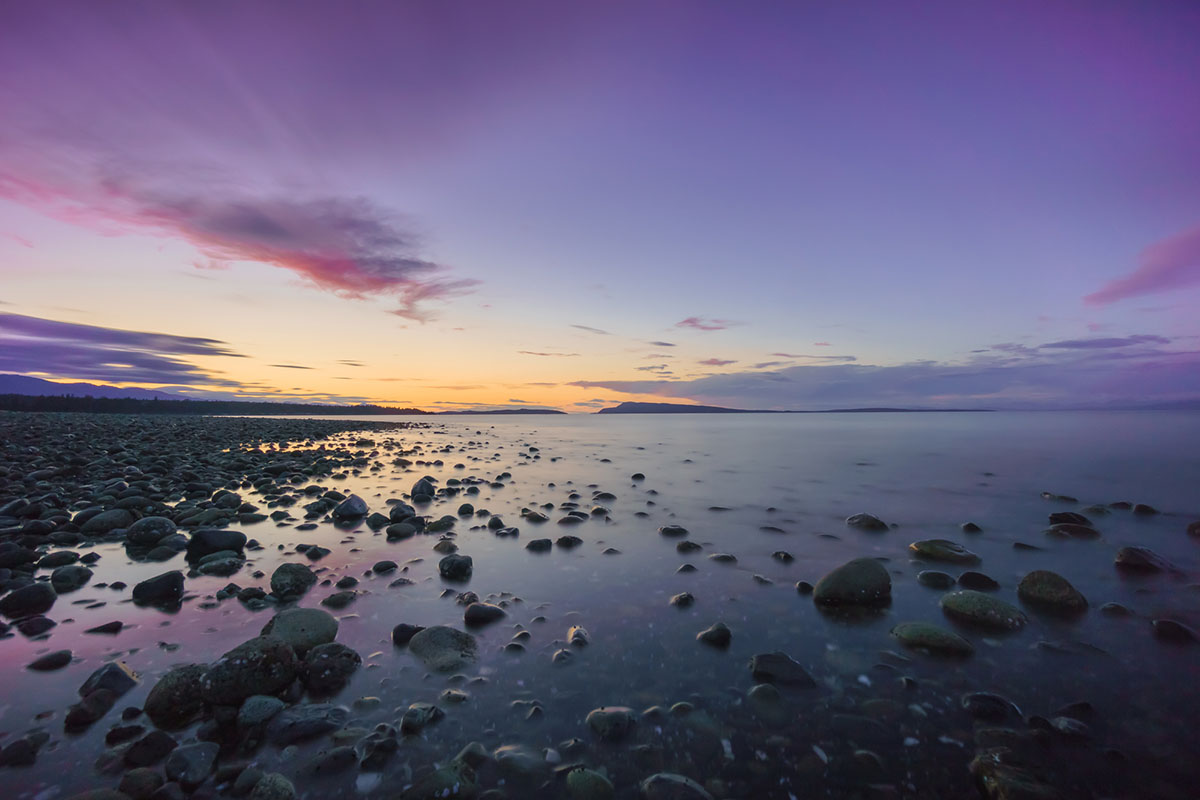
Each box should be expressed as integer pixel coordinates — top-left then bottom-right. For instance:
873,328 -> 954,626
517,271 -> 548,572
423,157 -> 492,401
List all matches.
1085,223 -> 1200,305
0,163 -> 476,321
676,316 -> 737,331
0,312 -> 244,385
752,361 -> 787,369
813,342 -> 831,347
1040,335 -> 1170,349
268,364 -> 313,370
571,324 -> 611,335
698,358 -> 736,366
518,350 -> 580,357
770,352 -> 857,362
646,340 -> 676,347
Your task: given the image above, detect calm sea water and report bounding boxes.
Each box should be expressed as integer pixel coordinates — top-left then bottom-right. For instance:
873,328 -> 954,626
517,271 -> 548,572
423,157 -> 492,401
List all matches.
5,411 -> 1200,798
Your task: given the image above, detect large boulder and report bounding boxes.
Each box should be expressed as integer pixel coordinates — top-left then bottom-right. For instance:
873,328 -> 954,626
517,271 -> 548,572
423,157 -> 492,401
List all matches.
813,558 -> 891,606
0,582 -> 57,618
408,626 -> 478,672
261,607 -> 338,656
144,664 -> 209,730
202,636 -> 298,705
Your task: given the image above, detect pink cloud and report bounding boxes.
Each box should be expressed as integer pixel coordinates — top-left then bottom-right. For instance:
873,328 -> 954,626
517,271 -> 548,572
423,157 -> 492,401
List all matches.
676,316 -> 737,331
698,358 -> 736,366
813,342 -> 831,347
1085,223 -> 1200,305
0,164 -> 476,321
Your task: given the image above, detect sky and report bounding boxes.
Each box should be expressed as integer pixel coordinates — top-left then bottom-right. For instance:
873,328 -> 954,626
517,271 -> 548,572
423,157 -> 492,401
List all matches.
2,0 -> 1199,411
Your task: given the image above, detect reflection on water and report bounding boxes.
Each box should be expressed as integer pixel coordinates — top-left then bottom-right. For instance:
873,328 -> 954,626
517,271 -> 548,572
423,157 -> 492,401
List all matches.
5,411 -> 1200,798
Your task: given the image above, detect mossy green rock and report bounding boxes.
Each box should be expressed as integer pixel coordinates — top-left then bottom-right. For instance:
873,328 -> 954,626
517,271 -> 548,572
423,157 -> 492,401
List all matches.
891,622 -> 974,656
909,539 -> 980,565
567,768 -> 614,800
940,590 -> 1027,631
813,558 -> 891,606
1017,570 -> 1087,614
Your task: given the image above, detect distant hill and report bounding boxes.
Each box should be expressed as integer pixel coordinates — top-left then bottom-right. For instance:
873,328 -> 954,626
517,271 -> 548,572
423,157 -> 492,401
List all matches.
435,408 -> 566,415
596,401 -> 993,414
0,374 -> 182,400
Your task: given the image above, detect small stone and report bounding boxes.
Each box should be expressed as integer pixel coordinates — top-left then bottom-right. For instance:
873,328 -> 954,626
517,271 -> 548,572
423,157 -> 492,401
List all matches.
439,554 -> 473,581
391,623 -> 426,646
749,652 -> 815,687
891,622 -> 973,656
1017,570 -> 1087,614
27,649 -> 72,671
669,592 -> 694,608
586,706 -> 636,741
917,570 -> 955,589
464,602 -> 506,626
697,622 -> 731,648
909,539 -> 980,565
940,590 -> 1027,631
813,557 -> 891,606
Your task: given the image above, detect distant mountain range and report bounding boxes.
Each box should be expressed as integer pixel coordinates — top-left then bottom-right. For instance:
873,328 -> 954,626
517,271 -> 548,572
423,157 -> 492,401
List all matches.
0,374 -> 181,400
596,401 -> 992,414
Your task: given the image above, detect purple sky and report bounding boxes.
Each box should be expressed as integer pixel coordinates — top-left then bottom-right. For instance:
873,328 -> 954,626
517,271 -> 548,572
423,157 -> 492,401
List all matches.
2,0 -> 1199,410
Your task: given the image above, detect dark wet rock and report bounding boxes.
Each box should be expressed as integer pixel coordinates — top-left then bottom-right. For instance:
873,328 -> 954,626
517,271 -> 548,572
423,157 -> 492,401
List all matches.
526,538 -> 552,552
439,553 -> 473,581
248,773 -> 296,800
38,550 -> 80,569
400,702 -> 444,734
586,706 -> 636,741
124,729 -> 178,766
962,692 -> 1020,722
958,571 -> 999,591
658,525 -> 688,538
411,477 -> 437,498
970,749 -> 1059,799
846,513 -> 888,531
391,623 -> 426,646
144,664 -> 208,730
1045,523 -> 1100,540
260,560 -> 315,597
639,773 -> 714,800
303,642 -> 362,693
125,516 -> 179,545
569,625 -> 589,646
1048,511 -> 1091,526
266,703 -> 348,745
772,550 -> 794,563
708,552 -> 736,563
891,622 -> 973,656
676,540 -> 702,553
567,767 -> 615,800
1017,570 -> 1087,614
813,557 -> 891,606
464,602 -> 507,626
119,767 -> 165,800
132,571 -> 183,607
1114,546 -> 1174,572
50,563 -> 92,594
27,649 -> 72,671
1042,491 -> 1078,503
1152,619 -> 1198,643
385,523 -> 416,540
261,607 -> 338,656
697,622 -> 731,648
909,538 -> 980,565
408,625 -> 478,672
0,581 -> 57,617
749,652 -> 815,687
66,688 -> 117,730
81,508 -> 135,534
238,694 -> 286,728
16,615 -> 56,636
401,760 -> 476,800
940,590 -> 1027,631
321,590 -> 356,609
1132,503 -> 1159,515
332,494 -> 368,519
917,570 -> 956,589
81,661 -> 139,697
373,560 -> 398,574
669,592 -> 694,608
202,636 -> 298,705
164,741 -> 219,785
961,522 -> 983,533
1187,520 -> 1200,537
186,528 -> 246,561
795,580 -> 813,594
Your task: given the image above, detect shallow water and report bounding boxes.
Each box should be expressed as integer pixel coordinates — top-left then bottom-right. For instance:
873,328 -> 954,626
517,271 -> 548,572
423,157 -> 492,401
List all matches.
5,411 -> 1200,798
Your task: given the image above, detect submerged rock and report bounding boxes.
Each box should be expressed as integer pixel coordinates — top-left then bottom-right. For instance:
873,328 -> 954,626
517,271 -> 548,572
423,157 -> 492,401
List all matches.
1114,546 -> 1174,572
1017,570 -> 1087,614
940,590 -> 1027,631
813,557 -> 891,606
586,706 -> 636,741
917,570 -> 956,589
909,539 -> 980,565
749,652 -> 815,687
891,622 -> 973,656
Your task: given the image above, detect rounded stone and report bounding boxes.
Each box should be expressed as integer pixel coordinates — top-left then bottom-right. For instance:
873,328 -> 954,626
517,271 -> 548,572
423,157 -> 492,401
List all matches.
144,664 -> 209,730
940,590 -> 1027,631
261,607 -> 338,656
813,558 -> 891,606
270,562 -> 317,598
408,625 -> 478,672
1017,570 -> 1087,614
909,539 -> 980,565
201,635 -> 298,705
586,706 -> 636,741
891,622 -> 974,656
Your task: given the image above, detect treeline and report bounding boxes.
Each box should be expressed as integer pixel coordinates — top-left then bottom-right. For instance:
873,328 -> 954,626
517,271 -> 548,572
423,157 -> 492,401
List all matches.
0,394 -> 431,416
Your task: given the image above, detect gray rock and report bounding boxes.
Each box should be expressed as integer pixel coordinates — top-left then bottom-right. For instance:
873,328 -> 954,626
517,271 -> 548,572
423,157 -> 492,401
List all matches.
238,694 -> 286,728
586,706 -> 636,741
80,661 -> 139,697
132,571 -> 184,607
891,622 -> 974,656
144,664 -> 208,730
270,562 -> 317,598
940,590 -> 1027,631
202,636 -> 298,705
266,703 -> 348,745
261,607 -> 338,656
813,557 -> 891,606
438,554 -> 473,581
1017,570 -> 1087,614
0,581 -> 57,617
164,741 -> 219,785
408,625 -> 478,672
640,773 -> 714,800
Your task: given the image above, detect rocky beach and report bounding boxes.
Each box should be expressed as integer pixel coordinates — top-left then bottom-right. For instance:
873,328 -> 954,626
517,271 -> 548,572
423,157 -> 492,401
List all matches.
0,410 -> 1198,800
